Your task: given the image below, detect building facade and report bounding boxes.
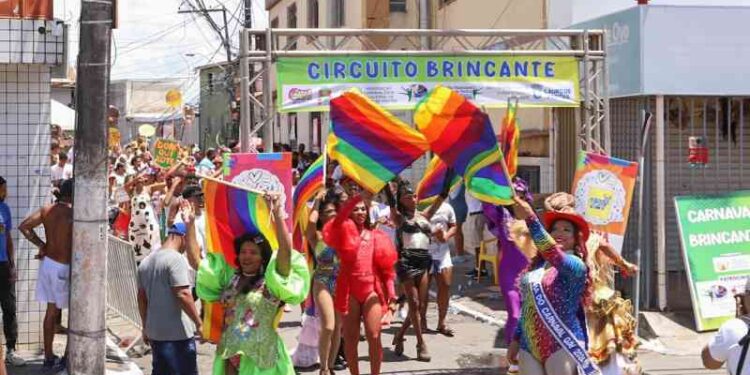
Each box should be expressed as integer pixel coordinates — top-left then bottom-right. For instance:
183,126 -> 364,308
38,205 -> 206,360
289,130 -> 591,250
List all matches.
555,4 -> 750,314
109,78 -> 195,145
0,15 -> 65,347
197,61 -> 238,149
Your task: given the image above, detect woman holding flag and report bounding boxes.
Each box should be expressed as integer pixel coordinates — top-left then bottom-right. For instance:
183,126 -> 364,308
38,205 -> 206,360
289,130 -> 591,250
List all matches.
323,188 -> 398,375
386,173 -> 454,361
508,195 -> 599,375
195,193 -> 311,375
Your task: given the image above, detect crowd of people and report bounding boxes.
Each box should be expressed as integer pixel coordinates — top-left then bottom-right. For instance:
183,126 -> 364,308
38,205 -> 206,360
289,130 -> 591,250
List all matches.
0,133 -> 648,375
99,137 -> 643,375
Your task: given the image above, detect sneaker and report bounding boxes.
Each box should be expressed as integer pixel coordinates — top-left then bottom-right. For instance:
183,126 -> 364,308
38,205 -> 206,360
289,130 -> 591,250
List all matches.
332,355 -> 347,371
53,356 -> 67,372
42,355 -> 60,369
507,363 -> 519,374
5,349 -> 26,366
464,268 -> 478,277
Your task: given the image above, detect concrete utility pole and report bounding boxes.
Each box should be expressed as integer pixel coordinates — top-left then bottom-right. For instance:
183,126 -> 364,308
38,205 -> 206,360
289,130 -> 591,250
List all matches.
69,0 -> 113,373
240,0 -> 253,152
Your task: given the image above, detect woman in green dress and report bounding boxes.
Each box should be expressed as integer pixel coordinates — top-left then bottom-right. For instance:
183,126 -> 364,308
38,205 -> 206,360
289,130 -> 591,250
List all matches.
197,195 -> 311,375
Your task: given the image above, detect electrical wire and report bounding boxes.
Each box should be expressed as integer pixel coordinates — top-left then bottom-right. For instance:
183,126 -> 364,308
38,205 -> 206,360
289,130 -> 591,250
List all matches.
118,19 -> 197,53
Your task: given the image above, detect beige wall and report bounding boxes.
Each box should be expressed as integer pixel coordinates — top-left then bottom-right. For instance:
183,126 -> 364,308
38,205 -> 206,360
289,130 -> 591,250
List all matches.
435,0 -> 545,29
433,0 -> 549,135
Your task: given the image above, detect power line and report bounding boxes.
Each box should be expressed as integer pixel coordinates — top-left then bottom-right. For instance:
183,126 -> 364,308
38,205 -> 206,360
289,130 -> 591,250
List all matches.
117,19 -> 196,53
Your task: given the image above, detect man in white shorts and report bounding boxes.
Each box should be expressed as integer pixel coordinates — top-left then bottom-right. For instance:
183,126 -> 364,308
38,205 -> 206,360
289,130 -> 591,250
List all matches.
427,200 -> 457,337
19,179 -> 73,369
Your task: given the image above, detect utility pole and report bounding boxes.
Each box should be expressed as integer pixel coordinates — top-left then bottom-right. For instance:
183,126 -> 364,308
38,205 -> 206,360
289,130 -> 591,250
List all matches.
239,0 -> 253,152
69,0 -> 113,373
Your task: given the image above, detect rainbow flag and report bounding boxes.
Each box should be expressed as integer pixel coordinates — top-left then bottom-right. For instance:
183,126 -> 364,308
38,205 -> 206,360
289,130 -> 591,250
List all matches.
329,89 -> 430,193
292,154 -> 325,231
414,86 -> 513,205
416,155 -> 462,210
499,100 -> 520,178
201,178 -> 278,343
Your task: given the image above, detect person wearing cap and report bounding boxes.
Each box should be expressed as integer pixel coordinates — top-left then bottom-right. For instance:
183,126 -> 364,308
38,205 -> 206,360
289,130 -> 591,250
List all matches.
508,195 -> 597,375
195,194 -> 311,375
19,179 -> 74,369
703,278 -> 750,375
137,203 -> 203,375
177,184 -> 206,256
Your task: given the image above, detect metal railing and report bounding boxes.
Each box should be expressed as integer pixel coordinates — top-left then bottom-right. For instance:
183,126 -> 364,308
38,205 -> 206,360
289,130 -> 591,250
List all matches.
106,235 -> 143,353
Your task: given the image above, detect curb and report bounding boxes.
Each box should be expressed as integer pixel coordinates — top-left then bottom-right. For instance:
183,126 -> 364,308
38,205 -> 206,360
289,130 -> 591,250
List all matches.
428,290 -> 507,328
105,337 -> 143,375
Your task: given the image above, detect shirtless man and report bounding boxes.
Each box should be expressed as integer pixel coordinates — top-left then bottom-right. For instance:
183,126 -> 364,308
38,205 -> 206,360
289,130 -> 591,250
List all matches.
19,179 -> 73,369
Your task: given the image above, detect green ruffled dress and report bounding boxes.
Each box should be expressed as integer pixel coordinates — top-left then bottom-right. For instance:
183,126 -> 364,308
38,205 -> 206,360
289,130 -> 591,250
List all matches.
197,250 -> 311,375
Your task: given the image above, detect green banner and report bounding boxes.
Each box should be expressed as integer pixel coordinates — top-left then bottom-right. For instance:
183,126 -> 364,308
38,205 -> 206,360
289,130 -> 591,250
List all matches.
276,55 -> 580,112
675,191 -> 750,331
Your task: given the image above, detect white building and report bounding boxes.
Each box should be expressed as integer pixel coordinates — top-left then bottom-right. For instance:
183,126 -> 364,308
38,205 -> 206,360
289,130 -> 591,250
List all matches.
0,16 -> 65,347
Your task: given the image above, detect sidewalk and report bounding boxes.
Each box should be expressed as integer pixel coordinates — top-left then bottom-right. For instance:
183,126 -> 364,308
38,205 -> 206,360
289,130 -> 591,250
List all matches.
7,330 -> 141,375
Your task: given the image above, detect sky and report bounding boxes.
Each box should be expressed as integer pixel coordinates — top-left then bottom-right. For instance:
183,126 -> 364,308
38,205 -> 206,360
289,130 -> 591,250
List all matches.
54,0 -> 750,104
55,0 -> 268,104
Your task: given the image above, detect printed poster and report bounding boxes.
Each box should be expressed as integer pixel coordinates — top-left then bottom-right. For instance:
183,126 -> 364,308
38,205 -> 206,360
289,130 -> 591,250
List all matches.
223,152 -> 293,229
153,138 -> 180,168
571,152 -> 638,253
675,191 -> 750,331
276,55 -> 580,112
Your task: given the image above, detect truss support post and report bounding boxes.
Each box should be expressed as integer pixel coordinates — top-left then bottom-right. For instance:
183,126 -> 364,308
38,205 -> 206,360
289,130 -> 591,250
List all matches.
262,27 -> 274,152
240,29 -> 252,152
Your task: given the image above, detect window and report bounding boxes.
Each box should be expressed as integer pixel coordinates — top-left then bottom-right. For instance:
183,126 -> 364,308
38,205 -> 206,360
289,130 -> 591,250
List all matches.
331,0 -> 345,27
390,0 -> 406,12
286,3 -> 298,49
516,165 -> 541,194
271,17 -> 279,28
307,0 -> 319,28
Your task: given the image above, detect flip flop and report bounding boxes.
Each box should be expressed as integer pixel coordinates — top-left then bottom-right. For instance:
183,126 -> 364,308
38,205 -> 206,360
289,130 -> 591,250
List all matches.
437,326 -> 455,337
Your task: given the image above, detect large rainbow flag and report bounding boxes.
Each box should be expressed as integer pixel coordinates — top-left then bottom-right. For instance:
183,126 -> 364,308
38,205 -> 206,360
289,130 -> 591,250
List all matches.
201,178 -> 278,343
292,154 -> 325,231
414,86 -> 514,205
416,155 -> 462,210
499,100 -> 520,178
329,89 -> 430,193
